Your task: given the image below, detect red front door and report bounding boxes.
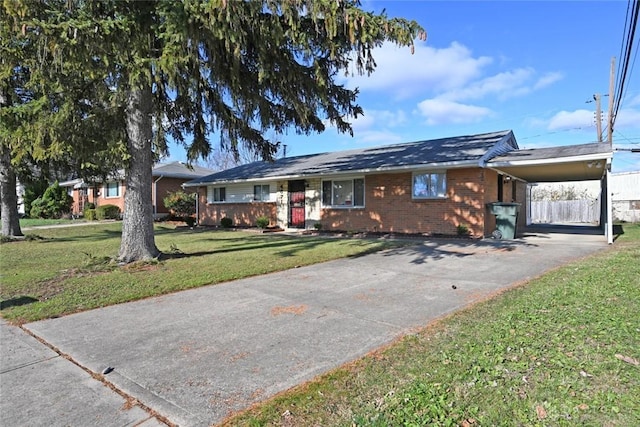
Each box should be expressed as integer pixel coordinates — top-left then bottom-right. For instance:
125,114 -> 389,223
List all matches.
288,180 -> 306,228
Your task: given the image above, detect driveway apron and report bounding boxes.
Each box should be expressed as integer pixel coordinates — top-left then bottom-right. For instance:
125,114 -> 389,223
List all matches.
23,232 -> 607,426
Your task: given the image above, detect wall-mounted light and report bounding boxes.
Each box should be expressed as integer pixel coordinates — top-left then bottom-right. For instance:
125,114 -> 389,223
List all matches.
279,185 -> 284,191
304,180 -> 309,188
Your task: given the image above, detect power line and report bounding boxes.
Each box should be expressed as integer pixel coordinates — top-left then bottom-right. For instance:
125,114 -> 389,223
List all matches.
613,130 -> 640,144
612,0 -> 639,130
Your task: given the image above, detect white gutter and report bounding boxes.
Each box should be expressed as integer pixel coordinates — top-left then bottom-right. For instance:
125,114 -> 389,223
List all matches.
606,162 -> 613,244
195,187 -> 199,226
153,175 -> 164,215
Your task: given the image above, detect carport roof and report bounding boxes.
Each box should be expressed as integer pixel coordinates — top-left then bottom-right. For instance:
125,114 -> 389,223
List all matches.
486,143 -> 613,182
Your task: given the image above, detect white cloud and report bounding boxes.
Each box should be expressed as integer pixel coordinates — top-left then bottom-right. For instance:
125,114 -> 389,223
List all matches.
343,40 -> 564,128
614,108 -> 640,129
630,93 -> 640,106
343,41 -> 492,99
344,41 -> 563,105
416,99 -> 492,125
547,109 -> 594,130
533,72 -> 564,90
353,130 -> 405,145
351,109 -> 408,132
439,69 -> 565,103
440,68 -> 534,101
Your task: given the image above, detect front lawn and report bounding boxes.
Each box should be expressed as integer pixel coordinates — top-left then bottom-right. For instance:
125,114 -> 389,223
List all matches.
0,223 -> 400,324
19,218 -> 82,228
223,224 -> 640,426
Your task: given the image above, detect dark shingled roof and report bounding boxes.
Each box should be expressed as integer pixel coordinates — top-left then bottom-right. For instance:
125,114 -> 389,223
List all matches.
185,130 -> 516,186
152,161 -> 214,179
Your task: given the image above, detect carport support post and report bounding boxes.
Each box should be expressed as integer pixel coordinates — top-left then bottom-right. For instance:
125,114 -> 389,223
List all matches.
606,167 -> 613,244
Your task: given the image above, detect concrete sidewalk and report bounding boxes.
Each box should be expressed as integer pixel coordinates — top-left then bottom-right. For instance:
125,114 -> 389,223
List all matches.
0,319 -> 165,426
5,230 -> 607,426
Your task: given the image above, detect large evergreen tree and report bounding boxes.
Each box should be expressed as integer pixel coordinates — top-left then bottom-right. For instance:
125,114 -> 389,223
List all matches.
1,1 -> 124,236
4,0 -> 425,262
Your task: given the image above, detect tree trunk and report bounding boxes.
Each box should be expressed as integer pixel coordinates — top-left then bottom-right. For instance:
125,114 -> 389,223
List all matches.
0,143 -> 24,237
118,81 -> 160,262
0,86 -> 23,238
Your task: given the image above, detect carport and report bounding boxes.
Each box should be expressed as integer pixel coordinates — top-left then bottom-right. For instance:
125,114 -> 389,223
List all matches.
485,143 -> 614,243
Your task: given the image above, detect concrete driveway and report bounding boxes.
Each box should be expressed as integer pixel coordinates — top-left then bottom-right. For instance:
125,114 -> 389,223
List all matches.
16,229 -> 607,426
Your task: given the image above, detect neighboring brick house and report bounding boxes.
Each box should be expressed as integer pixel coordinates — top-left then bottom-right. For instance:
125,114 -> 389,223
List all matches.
183,130 -> 613,239
60,162 -> 214,217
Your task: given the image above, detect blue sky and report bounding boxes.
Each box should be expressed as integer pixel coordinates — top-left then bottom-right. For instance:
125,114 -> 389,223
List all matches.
173,1 -> 640,174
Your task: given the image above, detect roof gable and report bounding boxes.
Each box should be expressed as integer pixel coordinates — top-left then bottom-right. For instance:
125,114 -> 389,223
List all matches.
186,130 -> 516,186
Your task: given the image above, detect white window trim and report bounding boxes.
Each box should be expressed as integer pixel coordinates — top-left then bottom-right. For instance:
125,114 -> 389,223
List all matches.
104,181 -> 120,198
321,177 -> 365,208
412,171 -> 447,200
253,184 -> 271,202
207,186 -> 226,203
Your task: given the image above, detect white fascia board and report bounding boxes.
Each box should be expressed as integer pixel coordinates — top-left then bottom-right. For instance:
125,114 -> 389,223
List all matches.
487,152 -> 612,168
183,176 -> 284,187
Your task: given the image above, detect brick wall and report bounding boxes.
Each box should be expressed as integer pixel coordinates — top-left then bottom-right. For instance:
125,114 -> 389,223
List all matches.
154,177 -> 194,214
195,168 -> 527,236
321,168 -> 493,237
483,169 -> 499,236
197,189 -> 277,227
93,182 -> 125,213
75,177 -> 196,216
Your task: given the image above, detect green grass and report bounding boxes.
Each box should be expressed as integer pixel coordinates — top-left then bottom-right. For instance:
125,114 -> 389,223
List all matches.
0,223 -> 400,324
19,218 -> 83,228
222,224 -> 640,427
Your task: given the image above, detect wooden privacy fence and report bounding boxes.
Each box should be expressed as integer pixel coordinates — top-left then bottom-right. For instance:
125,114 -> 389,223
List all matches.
530,199 -> 601,224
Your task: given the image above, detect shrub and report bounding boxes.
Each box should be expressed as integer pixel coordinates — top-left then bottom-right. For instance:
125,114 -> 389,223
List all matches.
85,202 -> 96,210
29,181 -> 72,219
313,223 -> 323,230
95,204 -> 121,220
23,178 -> 49,218
163,191 -> 196,217
184,216 -> 196,227
256,216 -> 270,229
84,209 -> 97,221
456,224 -> 470,236
220,217 -> 233,228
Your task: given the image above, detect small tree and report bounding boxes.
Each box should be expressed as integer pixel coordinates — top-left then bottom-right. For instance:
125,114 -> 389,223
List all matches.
163,191 -> 197,223
23,178 -> 50,218
29,181 -> 72,219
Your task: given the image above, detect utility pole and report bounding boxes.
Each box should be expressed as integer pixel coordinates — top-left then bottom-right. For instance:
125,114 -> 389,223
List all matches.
607,57 -> 615,146
594,93 -> 603,142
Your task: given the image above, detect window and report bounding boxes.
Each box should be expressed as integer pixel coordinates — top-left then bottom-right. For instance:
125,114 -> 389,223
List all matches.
322,178 -> 364,207
412,172 -> 446,199
207,186 -> 226,203
253,184 -> 270,202
105,182 -> 120,198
